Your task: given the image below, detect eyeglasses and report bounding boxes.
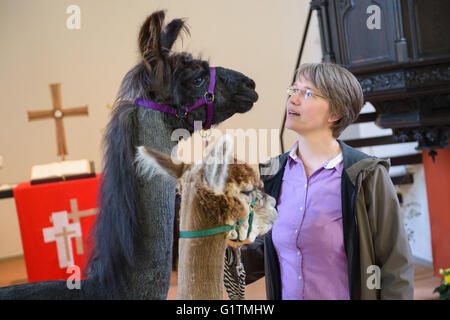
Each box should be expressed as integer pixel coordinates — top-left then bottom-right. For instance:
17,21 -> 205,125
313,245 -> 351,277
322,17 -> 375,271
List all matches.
286,86 -> 326,100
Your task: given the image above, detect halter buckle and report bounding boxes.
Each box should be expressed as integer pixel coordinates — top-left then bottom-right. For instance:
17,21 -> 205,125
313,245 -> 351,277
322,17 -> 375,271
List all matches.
176,107 -> 188,119
204,92 -> 215,103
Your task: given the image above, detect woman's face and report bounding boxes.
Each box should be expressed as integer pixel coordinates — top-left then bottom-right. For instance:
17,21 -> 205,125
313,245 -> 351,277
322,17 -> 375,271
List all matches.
285,77 -> 336,136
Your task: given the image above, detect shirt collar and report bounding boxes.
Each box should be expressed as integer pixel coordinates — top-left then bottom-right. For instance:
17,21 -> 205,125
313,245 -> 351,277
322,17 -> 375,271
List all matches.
288,140 -> 343,170
288,141 -> 300,161
324,152 -> 343,169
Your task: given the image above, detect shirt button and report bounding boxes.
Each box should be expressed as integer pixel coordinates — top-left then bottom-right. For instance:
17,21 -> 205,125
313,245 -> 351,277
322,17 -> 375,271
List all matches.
298,276 -> 302,280
297,251 -> 300,255
304,183 -> 307,188
300,207 -> 303,211
295,229 -> 298,233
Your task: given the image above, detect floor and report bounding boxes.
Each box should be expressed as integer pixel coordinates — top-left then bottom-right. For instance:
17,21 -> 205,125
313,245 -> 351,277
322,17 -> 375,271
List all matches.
0,256 -> 442,300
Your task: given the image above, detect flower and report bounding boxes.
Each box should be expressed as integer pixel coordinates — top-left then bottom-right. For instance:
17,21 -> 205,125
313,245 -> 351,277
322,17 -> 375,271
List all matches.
435,267 -> 450,300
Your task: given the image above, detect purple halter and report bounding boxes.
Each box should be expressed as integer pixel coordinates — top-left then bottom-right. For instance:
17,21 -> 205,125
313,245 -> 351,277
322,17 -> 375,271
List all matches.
134,67 -> 216,130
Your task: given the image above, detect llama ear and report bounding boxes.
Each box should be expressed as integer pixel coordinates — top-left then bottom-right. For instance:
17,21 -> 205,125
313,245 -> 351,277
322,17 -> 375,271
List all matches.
203,134 -> 234,193
160,18 -> 190,53
138,10 -> 166,77
136,146 -> 189,179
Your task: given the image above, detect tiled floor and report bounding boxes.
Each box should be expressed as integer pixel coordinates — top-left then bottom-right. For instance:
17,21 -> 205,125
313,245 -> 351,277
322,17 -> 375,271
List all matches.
0,256 -> 442,300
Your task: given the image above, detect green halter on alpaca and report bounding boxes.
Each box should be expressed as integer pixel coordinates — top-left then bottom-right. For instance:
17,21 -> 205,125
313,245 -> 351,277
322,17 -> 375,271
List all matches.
179,191 -> 256,240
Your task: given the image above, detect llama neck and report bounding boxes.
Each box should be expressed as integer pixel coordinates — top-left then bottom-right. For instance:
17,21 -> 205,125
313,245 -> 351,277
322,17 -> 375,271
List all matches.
138,109 -> 178,153
177,236 -> 227,300
127,109 -> 180,299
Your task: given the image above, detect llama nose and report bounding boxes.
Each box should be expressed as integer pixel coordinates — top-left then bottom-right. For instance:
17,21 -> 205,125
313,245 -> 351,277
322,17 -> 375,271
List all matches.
243,77 -> 256,90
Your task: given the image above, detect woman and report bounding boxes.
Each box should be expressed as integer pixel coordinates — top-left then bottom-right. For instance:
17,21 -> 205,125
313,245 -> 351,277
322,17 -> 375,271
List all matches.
226,62 -> 414,300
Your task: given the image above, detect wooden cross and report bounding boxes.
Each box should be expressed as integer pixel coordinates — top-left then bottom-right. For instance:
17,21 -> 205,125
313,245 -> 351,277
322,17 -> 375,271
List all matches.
54,226 -> 77,264
27,83 -> 88,160
68,198 -> 97,255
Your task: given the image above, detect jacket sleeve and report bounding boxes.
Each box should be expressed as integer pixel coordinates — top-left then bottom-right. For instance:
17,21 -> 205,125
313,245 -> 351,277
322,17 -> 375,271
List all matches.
241,234 -> 266,284
364,165 -> 415,300
225,234 -> 266,285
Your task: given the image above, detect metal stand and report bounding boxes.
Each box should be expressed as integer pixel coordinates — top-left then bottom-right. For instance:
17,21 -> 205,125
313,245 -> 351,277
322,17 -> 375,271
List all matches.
279,1 -> 335,153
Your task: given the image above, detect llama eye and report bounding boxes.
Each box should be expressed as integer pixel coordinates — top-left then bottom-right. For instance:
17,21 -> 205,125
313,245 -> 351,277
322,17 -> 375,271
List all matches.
241,190 -> 253,196
193,77 -> 204,87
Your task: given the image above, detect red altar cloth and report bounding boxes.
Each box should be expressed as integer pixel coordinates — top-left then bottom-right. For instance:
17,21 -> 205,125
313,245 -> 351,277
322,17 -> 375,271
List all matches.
13,175 -> 100,283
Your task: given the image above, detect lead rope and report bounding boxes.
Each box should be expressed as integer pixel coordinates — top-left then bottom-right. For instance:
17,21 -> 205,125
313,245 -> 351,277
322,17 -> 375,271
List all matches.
235,246 -> 247,299
224,245 -> 246,300
201,128 -> 211,148
223,196 -> 256,300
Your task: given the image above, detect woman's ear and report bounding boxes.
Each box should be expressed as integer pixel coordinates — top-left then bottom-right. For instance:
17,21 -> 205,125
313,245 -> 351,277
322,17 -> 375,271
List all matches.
328,113 -> 342,124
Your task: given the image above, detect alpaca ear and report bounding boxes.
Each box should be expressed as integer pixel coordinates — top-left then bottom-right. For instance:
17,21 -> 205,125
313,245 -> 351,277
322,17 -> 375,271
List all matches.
160,18 -> 190,53
138,10 -> 166,77
136,146 -> 189,179
203,134 -> 234,193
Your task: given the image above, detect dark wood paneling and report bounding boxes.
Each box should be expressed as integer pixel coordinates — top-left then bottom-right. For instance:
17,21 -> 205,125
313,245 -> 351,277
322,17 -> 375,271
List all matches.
391,173 -> 414,185
390,153 -> 423,166
354,112 -> 378,123
344,135 -> 415,148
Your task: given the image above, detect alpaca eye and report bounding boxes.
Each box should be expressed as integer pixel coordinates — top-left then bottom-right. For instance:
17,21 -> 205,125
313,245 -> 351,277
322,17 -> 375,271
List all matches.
193,77 -> 204,87
241,190 -> 253,196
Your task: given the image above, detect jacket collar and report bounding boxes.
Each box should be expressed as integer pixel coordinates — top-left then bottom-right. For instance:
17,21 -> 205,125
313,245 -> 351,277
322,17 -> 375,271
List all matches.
338,140 -> 391,185
260,139 -> 390,185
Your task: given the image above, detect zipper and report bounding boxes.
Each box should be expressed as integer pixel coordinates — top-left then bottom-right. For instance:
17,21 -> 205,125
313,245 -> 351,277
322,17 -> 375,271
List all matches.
349,171 -> 363,300
352,172 -> 362,229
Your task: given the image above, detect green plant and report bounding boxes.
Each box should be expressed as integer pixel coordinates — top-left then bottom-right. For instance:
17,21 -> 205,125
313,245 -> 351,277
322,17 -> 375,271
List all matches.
433,268 -> 450,300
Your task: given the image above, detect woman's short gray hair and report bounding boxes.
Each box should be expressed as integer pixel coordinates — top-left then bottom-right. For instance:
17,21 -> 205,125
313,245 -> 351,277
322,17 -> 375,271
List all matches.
295,62 -> 364,138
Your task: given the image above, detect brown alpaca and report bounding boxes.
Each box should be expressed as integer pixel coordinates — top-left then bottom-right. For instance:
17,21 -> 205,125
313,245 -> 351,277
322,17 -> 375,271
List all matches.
136,134 -> 277,299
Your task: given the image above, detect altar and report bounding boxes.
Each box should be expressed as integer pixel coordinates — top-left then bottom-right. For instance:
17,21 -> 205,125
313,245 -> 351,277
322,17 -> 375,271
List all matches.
13,176 -> 99,282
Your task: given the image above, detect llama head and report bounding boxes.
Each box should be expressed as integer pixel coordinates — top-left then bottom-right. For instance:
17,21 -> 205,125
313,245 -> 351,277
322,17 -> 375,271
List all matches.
136,134 -> 277,243
127,10 -> 258,132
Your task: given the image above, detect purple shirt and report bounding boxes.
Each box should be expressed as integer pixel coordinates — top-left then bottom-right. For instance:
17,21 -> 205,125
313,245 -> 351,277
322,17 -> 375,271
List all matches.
272,141 -> 350,300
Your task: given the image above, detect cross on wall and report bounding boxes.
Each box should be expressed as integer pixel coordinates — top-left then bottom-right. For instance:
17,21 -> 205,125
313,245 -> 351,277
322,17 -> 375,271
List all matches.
27,83 -> 89,160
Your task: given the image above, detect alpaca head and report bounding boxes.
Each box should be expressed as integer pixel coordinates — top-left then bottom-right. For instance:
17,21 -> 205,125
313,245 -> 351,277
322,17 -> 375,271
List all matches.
123,10 -> 258,132
136,134 -> 277,243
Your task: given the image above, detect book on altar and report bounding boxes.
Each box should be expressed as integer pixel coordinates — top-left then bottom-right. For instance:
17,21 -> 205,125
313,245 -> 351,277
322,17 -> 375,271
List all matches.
30,160 -> 95,185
